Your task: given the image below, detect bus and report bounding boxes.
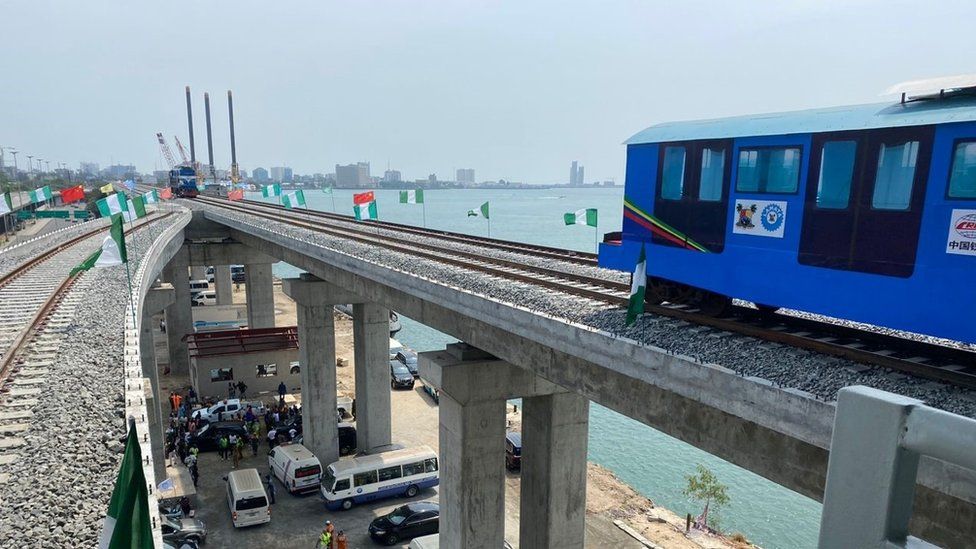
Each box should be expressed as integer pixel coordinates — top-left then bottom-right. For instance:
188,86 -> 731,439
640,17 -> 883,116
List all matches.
320,446 -> 439,511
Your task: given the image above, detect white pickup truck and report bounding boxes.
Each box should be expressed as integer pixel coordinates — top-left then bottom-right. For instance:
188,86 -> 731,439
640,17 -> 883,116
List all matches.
191,399 -> 266,422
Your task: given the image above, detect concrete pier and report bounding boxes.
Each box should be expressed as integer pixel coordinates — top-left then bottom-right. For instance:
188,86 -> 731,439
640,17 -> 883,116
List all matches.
162,260 -> 192,375
352,302 -> 392,453
421,344 -> 574,549
141,283 -> 175,482
282,274 -> 364,463
214,265 -> 232,305
190,265 -> 207,282
244,263 -> 275,329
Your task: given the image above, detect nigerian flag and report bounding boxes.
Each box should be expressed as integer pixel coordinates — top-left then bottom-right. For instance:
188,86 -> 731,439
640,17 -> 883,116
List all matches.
626,245 -> 646,326
123,195 -> 147,222
97,421 -> 153,549
71,214 -> 128,275
399,189 -> 424,204
282,189 -> 306,209
29,185 -> 52,204
467,201 -> 489,218
96,193 -> 129,218
142,190 -> 159,205
262,183 -> 282,198
0,192 -> 11,215
321,186 -> 333,195
564,208 -> 598,227
354,201 -> 378,221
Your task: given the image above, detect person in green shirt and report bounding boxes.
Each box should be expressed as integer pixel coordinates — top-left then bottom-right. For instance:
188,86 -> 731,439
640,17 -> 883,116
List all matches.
218,434 -> 229,461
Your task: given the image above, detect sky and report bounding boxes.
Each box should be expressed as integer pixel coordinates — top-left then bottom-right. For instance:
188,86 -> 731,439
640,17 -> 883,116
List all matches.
1,0 -> 974,184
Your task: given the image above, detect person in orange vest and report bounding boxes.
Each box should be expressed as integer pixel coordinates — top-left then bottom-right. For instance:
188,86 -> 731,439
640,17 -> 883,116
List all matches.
335,530 -> 348,549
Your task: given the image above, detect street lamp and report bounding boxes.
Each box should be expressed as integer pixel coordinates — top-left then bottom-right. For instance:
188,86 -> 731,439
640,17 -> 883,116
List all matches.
9,150 -> 19,232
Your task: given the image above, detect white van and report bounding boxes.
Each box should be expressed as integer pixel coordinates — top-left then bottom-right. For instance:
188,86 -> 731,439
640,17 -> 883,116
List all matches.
321,446 -> 439,511
268,443 -> 322,494
191,290 -> 216,306
389,338 -> 404,360
410,534 -> 514,549
225,468 -> 271,527
188,279 -> 210,297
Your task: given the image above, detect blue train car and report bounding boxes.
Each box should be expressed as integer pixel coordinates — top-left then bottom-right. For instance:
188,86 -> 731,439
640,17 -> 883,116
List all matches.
169,165 -> 199,198
599,85 -> 976,344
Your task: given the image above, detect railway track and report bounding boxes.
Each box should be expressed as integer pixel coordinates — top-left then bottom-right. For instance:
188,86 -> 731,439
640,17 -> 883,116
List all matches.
193,195 -> 976,390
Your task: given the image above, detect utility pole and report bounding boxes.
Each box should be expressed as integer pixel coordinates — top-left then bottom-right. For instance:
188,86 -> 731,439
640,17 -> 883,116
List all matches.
10,151 -> 19,232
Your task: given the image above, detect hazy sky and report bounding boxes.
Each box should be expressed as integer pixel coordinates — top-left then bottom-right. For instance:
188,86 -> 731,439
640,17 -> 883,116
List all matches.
1,0 -> 974,183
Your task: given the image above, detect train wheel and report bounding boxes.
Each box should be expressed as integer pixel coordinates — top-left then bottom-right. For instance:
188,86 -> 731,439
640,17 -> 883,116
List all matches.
697,291 -> 731,316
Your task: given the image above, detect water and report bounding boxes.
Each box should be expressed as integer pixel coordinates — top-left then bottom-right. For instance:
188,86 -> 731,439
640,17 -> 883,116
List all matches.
261,187 -> 822,548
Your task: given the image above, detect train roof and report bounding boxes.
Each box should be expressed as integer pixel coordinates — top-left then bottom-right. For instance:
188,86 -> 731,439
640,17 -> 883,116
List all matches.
625,95 -> 976,145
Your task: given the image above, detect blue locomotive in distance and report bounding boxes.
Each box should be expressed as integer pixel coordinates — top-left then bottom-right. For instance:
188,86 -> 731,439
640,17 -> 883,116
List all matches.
169,165 -> 199,198
599,77 -> 976,344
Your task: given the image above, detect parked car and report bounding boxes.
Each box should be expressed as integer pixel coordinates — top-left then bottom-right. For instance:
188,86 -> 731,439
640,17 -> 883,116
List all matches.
391,361 -> 415,390
191,290 -> 216,306
274,415 -> 303,437
505,432 -> 522,472
160,515 -> 207,546
395,350 -> 419,378
368,502 -> 440,545
187,421 -> 248,452
293,423 -> 357,455
231,265 -> 246,283
409,534 -> 514,549
192,398 -> 266,423
162,542 -> 199,549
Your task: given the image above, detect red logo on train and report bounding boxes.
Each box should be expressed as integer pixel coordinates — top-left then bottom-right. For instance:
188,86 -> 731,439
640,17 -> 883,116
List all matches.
955,214 -> 976,239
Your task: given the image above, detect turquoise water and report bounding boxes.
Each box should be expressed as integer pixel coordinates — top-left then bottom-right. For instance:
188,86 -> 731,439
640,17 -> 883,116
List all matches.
261,187 -> 822,548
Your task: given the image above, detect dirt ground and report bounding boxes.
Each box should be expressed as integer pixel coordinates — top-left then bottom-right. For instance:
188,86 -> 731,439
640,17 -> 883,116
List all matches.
155,278 -> 755,548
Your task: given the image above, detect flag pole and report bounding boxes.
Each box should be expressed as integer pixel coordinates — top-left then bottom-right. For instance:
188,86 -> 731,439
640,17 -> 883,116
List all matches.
331,191 -> 336,213
487,217 -> 491,238
594,224 -> 599,254
422,201 -> 427,228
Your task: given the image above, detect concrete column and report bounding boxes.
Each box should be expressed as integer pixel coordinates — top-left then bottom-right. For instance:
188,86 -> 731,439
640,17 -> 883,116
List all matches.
141,283 -> 175,483
440,394 -> 507,549
244,263 -> 275,329
353,302 -> 392,452
162,261 -> 192,375
214,265 -> 233,306
520,392 -> 590,549
190,265 -> 207,282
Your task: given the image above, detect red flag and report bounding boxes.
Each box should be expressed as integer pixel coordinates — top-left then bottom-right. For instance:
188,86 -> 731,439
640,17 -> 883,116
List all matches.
228,189 -> 244,201
353,191 -> 375,205
60,185 -> 85,204
160,188 -> 173,200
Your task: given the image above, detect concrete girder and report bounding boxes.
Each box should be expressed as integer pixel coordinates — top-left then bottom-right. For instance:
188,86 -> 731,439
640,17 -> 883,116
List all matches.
178,242 -> 277,267
207,210 -> 976,548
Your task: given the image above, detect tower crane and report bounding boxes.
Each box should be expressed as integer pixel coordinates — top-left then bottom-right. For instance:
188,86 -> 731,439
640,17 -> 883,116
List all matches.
155,132 -> 178,169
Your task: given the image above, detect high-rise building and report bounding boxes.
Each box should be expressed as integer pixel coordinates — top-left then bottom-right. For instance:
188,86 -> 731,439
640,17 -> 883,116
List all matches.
105,164 -> 136,178
577,165 -> 585,186
569,161 -> 585,186
269,167 -> 293,183
383,169 -> 402,182
80,162 -> 99,176
335,162 -> 371,187
252,167 -> 269,182
456,168 -> 475,184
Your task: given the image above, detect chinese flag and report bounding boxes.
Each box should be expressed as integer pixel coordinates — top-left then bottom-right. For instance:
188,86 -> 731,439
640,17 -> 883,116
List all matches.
228,189 -> 244,201
353,191 -> 374,205
160,188 -> 173,200
60,185 -> 85,204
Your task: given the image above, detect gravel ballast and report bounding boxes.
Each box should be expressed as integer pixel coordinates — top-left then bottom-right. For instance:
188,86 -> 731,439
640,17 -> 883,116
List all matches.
193,202 -> 976,419
0,218 -> 110,280
0,216 -> 170,549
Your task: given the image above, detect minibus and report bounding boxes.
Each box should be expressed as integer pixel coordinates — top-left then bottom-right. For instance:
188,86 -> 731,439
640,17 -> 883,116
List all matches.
268,443 -> 322,494
225,468 -> 271,527
320,446 -> 439,511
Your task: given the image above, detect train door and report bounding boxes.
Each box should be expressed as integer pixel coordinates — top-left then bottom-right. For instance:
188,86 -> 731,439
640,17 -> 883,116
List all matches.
652,139 -> 732,252
799,126 -> 934,277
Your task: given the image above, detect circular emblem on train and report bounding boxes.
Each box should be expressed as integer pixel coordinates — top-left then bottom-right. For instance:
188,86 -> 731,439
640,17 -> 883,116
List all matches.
955,213 -> 976,239
760,203 -> 784,232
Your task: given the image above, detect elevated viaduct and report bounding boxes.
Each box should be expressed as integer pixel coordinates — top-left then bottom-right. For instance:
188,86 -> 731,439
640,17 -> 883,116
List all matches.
131,204 -> 976,548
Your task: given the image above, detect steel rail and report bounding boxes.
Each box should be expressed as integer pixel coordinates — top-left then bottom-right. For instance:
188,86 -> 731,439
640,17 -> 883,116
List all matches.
198,197 -> 976,390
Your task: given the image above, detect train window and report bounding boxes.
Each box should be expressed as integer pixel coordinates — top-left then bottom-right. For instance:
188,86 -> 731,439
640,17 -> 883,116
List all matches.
736,147 -> 801,193
816,140 -> 856,209
948,141 -> 976,199
872,141 -> 918,210
698,147 -> 725,201
660,146 -> 686,200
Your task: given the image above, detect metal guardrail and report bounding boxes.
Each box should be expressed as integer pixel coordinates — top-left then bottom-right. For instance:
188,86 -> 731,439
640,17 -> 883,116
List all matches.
819,386 -> 976,548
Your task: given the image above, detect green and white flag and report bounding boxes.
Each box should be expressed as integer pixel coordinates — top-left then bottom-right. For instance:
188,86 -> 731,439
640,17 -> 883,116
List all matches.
262,183 -> 282,198
399,189 -> 424,204
353,201 -> 378,221
96,193 -> 129,218
467,201 -> 489,218
123,195 -> 147,222
142,189 -> 159,205
0,192 -> 11,215
626,245 -> 647,326
282,189 -> 306,209
564,208 -> 598,227
96,421 -> 153,549
29,185 -> 52,204
321,186 -> 333,195
71,214 -> 128,275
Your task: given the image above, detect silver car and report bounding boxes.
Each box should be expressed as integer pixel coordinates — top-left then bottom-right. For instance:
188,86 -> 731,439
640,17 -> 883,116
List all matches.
161,515 -> 207,546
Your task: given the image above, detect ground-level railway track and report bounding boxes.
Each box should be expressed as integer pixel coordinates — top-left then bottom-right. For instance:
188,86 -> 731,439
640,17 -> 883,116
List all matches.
195,195 -> 976,390
0,213 -> 169,386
